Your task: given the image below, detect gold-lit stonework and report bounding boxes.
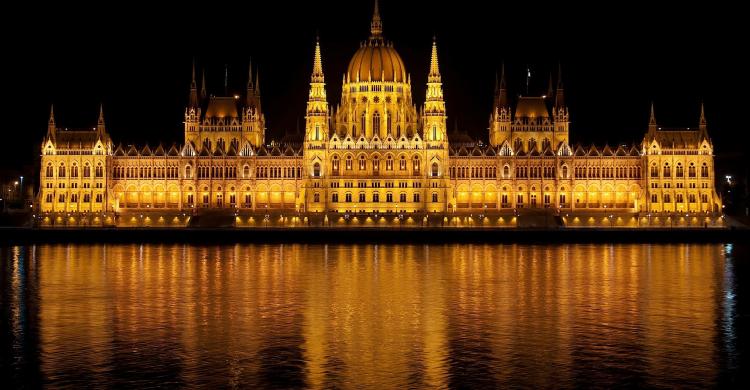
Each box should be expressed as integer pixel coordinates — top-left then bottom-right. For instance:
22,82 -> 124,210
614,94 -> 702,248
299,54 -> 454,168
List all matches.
36,1 -> 722,228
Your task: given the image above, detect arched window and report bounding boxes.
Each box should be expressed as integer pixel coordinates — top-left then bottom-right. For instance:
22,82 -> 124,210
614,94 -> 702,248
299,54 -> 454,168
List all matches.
95,163 -> 103,178
315,125 -> 320,141
346,155 -> 353,170
359,155 -> 366,170
701,163 -> 709,177
676,163 -> 684,178
387,112 -> 392,134
71,164 -> 79,178
58,164 -> 66,178
651,163 -> 658,178
373,112 -> 380,135
400,155 -> 407,170
528,138 -> 537,151
386,155 -> 393,171
313,162 -> 321,177
432,192 -> 438,203
373,156 -> 380,172
431,162 -> 439,177
514,138 -> 523,152
542,138 -> 551,151
413,156 -> 421,175
503,165 -> 510,177
332,156 -> 340,175
46,163 -> 53,178
688,163 -> 696,178
83,163 -> 91,178
231,138 -> 239,151
185,165 -> 192,179
361,112 -> 366,136
243,165 -> 250,178
663,163 -> 671,177
432,125 -> 437,141
562,165 -> 568,178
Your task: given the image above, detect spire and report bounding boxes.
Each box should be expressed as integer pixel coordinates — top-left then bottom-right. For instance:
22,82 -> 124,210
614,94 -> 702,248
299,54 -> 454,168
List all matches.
255,70 -> 260,96
311,35 -> 324,82
428,35 -> 441,83
370,0 -> 383,39
554,63 -> 565,107
495,62 -> 508,108
247,58 -> 254,91
189,60 -> 199,107
200,70 -> 207,100
649,101 -> 657,126
46,104 -> 56,141
97,104 -> 106,135
700,101 -> 706,126
48,104 -> 55,126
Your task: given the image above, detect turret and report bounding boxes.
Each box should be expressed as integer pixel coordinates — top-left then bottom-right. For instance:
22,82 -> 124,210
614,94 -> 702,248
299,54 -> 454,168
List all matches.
489,62 -> 510,146
423,36 -> 446,143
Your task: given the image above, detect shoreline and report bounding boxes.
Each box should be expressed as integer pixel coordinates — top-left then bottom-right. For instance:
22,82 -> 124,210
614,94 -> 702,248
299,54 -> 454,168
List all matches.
1,226 -> 745,244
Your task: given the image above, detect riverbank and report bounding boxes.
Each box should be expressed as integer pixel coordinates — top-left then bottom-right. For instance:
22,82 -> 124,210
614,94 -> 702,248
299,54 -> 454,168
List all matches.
1,226 -> 746,244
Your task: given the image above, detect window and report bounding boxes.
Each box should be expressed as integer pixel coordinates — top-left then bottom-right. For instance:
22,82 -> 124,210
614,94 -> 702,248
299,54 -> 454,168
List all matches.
373,192 -> 380,202
386,156 -> 393,171
187,194 -> 194,205
689,194 -> 696,203
689,163 -> 696,178
345,193 -> 352,203
432,192 -> 438,203
503,165 -> 510,178
559,194 -> 566,205
314,193 -> 320,203
676,163 -> 684,178
400,156 -> 407,170
517,194 -> 524,205
185,165 -> 192,178
530,194 -> 537,207
373,157 -> 380,173
95,164 -> 103,178
58,194 -> 65,203
244,194 -> 252,207
71,164 -> 79,178
83,194 -> 91,203
315,125 -> 320,141
663,163 -> 671,178
400,193 -> 406,202
701,193 -> 708,203
701,163 -> 709,178
359,156 -> 366,170
83,164 -> 91,178
413,157 -> 420,175
651,194 -> 658,203
332,193 -> 339,203
45,193 -> 53,203
650,164 -> 658,178
413,193 -> 420,202
346,155 -> 353,170
46,164 -> 54,177
332,156 -> 340,175
432,125 -> 437,140
244,165 -> 250,178
71,194 -> 78,203
373,112 -> 380,135
359,193 -> 366,202
58,164 -> 66,177
562,165 -> 568,178
387,193 -> 394,202
431,162 -> 439,177
664,194 -> 671,203
313,162 -> 321,177
676,193 -> 684,203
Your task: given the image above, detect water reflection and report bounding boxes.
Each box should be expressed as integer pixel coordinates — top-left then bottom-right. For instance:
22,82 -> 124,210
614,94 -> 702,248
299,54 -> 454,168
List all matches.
0,244 -> 741,388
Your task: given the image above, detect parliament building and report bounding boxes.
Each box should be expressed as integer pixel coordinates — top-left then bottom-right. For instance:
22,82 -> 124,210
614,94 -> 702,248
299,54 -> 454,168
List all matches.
36,2 -> 723,228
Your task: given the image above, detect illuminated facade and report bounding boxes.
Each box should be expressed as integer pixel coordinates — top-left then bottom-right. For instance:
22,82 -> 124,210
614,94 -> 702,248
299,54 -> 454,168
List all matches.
37,1 -> 722,227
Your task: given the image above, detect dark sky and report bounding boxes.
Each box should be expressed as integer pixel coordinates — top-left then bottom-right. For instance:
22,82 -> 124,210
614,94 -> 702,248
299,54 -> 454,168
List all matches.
4,1 -> 747,178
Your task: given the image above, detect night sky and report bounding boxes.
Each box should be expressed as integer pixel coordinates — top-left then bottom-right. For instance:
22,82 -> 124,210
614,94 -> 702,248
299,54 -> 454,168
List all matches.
5,1 -> 747,179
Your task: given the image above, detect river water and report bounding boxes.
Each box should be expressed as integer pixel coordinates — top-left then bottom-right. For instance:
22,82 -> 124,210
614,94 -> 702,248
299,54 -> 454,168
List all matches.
1,243 -> 747,388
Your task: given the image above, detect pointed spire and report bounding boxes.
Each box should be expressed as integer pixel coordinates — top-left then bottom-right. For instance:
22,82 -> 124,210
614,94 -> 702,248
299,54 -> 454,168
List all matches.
97,104 -> 106,135
247,58 -> 254,91
428,35 -> 441,83
200,70 -> 207,100
98,103 -> 105,125
555,63 -> 565,108
189,60 -> 199,107
649,101 -> 657,126
255,70 -> 260,96
495,62 -> 508,108
48,104 -> 55,126
311,35 -> 324,82
370,0 -> 383,38
699,101 -> 706,126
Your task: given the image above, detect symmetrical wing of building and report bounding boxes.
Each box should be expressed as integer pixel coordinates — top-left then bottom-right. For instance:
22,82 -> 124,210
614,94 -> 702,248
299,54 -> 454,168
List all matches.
37,2 -> 722,227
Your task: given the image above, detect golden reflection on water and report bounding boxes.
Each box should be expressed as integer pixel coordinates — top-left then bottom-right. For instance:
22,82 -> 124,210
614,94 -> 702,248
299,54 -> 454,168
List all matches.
3,244 -> 730,388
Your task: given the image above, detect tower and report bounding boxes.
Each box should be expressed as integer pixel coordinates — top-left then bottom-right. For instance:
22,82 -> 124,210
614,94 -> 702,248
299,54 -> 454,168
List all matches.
184,62 -> 201,143
242,59 -> 266,147
489,63 -> 510,146
552,63 -> 569,147
303,37 -> 329,212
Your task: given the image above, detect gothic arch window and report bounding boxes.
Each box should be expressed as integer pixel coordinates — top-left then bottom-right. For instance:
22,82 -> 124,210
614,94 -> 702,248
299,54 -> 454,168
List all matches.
203,138 -> 212,151
46,163 -> 53,178
688,163 -> 696,178
413,156 -> 421,175
397,125 -> 401,138
243,165 -> 250,178
431,162 -> 439,177
514,138 -> 523,152
373,112 -> 380,135
528,138 -> 537,151
400,155 -> 407,170
650,163 -> 658,178
359,155 -> 366,170
83,163 -> 91,178
387,112 -> 392,134
676,163 -> 684,178
58,163 -> 66,178
701,163 -> 709,177
95,163 -> 103,178
71,163 -> 79,178
542,138 -> 551,150
663,163 -> 671,178
313,162 -> 321,177
315,124 -> 320,141
331,155 -> 340,175
386,155 -> 393,171
346,155 -> 353,170
432,125 -> 437,141
562,165 -> 568,178
185,165 -> 192,179
231,138 -> 239,151
361,112 -> 366,136
503,165 -> 510,177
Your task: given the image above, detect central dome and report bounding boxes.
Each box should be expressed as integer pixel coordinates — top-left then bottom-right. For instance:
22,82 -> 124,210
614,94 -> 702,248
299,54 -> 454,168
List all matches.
347,41 -> 406,83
